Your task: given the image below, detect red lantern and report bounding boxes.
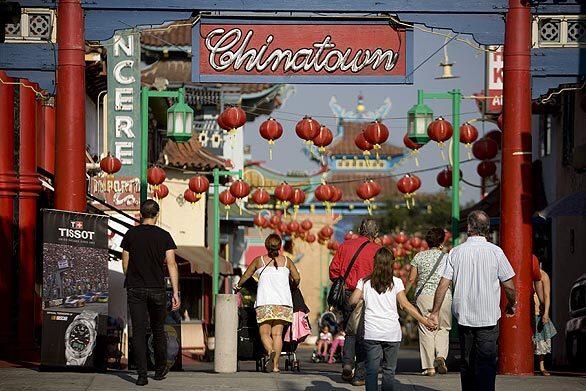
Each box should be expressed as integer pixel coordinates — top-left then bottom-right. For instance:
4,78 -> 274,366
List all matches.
329,186 -> 343,204
253,214 -> 267,228
229,179 -> 251,199
355,131 -> 374,161
410,236 -> 422,249
403,134 -> 424,166
320,225 -> 334,238
363,120 -> 389,159
183,189 -> 199,204
460,122 -> 479,158
427,117 -> 453,159
259,117 -> 283,160
313,125 -> 334,153
251,188 -> 270,205
382,234 -> 393,247
484,129 -> 502,150
477,160 -> 497,178
397,174 -> 419,208
153,184 -> 169,200
395,232 -> 408,244
290,188 -> 306,217
288,220 -> 300,233
221,106 -> 246,135
219,189 -> 236,218
147,166 -> 166,187
306,233 -> 316,243
295,116 -> 321,144
327,240 -> 340,251
301,219 -> 313,231
437,168 -> 453,188
216,111 -> 229,131
356,181 -> 378,215
100,154 -> 122,175
472,138 -> 499,160
315,184 -> 333,203
274,183 -> 294,203
188,175 -> 210,196
269,214 -> 281,227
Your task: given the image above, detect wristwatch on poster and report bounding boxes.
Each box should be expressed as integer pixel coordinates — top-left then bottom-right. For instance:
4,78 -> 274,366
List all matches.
65,310 -> 98,366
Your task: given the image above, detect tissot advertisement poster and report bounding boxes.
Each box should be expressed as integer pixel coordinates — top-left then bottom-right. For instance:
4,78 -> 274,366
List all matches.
41,209 -> 109,368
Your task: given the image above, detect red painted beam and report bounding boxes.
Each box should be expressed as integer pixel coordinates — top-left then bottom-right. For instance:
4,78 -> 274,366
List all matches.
499,0 -> 534,375
0,71 -> 18,347
17,80 -> 42,349
55,0 -> 86,212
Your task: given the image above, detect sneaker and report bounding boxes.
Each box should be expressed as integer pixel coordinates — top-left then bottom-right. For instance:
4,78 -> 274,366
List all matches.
342,364 -> 353,381
434,357 -> 448,374
351,379 -> 365,386
136,375 -> 148,386
153,366 -> 170,380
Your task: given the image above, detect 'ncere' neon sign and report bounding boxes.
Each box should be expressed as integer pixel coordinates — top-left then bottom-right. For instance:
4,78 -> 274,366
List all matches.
193,18 -> 413,84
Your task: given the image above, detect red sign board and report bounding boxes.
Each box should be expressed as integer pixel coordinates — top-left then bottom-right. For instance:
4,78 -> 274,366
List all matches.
485,45 -> 503,114
90,176 -> 140,211
193,18 -> 412,84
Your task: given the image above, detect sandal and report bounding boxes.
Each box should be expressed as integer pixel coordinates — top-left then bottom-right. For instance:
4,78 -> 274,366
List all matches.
540,370 -> 550,376
421,369 -> 436,376
263,354 -> 274,373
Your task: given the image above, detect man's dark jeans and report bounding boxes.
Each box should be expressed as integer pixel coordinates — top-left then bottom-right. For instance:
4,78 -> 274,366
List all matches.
364,340 -> 400,391
341,290 -> 365,380
128,287 -> 167,376
458,323 -> 499,391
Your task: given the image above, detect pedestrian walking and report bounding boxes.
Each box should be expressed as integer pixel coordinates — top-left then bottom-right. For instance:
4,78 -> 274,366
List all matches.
234,233 -> 301,373
121,200 -> 180,386
329,219 -> 381,385
428,210 -> 517,391
533,263 -> 556,376
349,247 -> 435,391
407,227 -> 451,376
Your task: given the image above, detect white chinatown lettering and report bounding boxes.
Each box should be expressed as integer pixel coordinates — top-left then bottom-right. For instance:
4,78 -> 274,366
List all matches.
204,28 -> 400,74
112,34 -> 137,167
58,228 -> 95,240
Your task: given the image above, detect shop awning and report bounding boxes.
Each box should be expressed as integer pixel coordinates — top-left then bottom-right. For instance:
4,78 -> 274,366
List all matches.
538,191 -> 586,219
175,246 -> 233,276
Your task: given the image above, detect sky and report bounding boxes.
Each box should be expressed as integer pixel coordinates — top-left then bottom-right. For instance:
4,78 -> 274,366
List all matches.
244,29 -> 496,205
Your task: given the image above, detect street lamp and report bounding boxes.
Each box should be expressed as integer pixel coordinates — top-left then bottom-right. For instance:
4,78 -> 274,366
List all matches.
140,86 -> 192,203
409,89 -> 462,245
407,91 -> 434,144
166,92 -> 194,142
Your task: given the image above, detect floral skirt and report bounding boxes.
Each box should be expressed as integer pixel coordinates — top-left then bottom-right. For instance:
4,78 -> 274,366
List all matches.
256,305 -> 293,324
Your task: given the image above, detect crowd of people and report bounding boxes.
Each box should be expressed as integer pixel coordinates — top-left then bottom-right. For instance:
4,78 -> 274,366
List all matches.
326,212 -> 556,391
42,243 -> 109,301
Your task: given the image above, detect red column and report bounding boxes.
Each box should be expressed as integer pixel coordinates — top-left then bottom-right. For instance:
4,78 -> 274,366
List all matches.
38,101 -> 56,175
55,0 -> 86,211
17,80 -> 43,349
499,0 -> 534,375
0,72 -> 18,346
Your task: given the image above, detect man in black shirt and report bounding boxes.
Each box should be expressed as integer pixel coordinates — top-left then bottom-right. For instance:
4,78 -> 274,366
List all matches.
122,200 -> 180,386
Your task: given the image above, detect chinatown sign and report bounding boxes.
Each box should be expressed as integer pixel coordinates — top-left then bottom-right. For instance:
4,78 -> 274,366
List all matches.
485,45 -> 503,114
192,17 -> 413,84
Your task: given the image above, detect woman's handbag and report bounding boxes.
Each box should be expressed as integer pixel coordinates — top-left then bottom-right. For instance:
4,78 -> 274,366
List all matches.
327,240 -> 370,310
345,299 -> 364,337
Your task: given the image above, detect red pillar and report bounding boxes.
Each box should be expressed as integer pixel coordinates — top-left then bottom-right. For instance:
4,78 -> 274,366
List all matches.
17,80 -> 43,349
55,0 -> 86,211
499,0 -> 534,375
38,101 -> 56,175
0,72 -> 18,347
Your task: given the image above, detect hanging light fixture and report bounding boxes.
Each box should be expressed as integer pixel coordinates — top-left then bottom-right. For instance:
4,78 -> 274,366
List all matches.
166,90 -> 194,141
407,93 -> 434,144
435,36 -> 460,80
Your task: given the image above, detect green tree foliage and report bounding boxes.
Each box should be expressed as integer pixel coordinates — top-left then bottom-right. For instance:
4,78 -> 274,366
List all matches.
381,192 -> 452,234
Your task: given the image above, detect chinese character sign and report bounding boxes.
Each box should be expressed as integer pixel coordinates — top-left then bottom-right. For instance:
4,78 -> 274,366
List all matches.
193,18 -> 413,84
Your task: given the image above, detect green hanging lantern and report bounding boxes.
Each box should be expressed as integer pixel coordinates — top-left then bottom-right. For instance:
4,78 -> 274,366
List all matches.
166,88 -> 194,141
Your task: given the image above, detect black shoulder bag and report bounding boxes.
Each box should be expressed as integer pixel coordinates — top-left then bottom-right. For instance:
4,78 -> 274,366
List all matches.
327,240 -> 370,310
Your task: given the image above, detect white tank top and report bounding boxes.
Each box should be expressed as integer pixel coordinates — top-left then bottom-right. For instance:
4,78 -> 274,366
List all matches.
255,256 -> 293,308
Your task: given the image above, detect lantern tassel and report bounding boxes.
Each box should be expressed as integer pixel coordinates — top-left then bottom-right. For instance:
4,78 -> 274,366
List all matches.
412,150 -> 420,167
269,146 -> 273,160
438,142 -> 446,160
294,205 -> 299,220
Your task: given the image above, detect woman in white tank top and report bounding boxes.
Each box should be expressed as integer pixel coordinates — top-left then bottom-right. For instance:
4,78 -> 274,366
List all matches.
235,234 -> 301,373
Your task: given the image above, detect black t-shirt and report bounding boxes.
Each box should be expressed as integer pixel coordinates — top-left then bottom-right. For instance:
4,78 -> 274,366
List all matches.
121,224 -> 177,288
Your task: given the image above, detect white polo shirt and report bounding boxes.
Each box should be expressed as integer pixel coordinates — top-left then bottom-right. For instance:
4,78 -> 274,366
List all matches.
442,236 -> 516,327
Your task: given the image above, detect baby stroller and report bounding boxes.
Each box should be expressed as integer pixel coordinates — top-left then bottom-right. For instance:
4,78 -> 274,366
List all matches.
311,311 -> 342,363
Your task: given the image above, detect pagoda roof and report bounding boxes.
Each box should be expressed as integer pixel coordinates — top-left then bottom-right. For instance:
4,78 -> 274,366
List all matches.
330,172 -> 400,202
328,121 -> 403,157
157,136 -> 229,171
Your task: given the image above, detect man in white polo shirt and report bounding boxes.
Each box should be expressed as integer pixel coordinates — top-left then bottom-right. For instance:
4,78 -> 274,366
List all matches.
429,210 -> 517,391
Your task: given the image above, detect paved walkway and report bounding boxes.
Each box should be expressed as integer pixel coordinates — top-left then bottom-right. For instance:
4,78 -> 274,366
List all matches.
1,347 -> 584,390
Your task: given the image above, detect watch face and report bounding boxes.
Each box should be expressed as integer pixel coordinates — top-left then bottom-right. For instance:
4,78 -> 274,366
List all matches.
69,323 -> 91,352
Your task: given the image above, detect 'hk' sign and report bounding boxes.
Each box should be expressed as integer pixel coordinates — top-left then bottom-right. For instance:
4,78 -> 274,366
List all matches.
485,45 -> 503,114
193,17 -> 413,84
